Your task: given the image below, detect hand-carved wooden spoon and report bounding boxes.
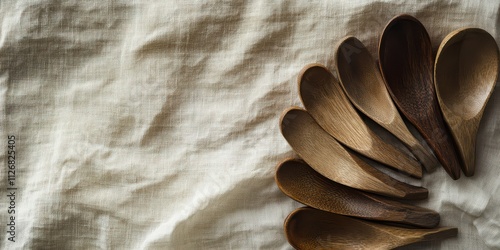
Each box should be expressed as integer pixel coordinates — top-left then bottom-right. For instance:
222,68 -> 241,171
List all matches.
378,14 -> 462,179
335,36 -> 439,172
434,28 -> 499,176
285,207 -> 458,250
299,64 -> 422,178
275,159 -> 439,228
279,107 -> 428,199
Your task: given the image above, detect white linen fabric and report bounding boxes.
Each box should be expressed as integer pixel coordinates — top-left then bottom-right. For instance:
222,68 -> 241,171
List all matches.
1,1 -> 499,249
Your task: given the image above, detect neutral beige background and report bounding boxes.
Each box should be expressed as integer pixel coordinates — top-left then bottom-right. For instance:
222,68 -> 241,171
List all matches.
1,0 -> 499,249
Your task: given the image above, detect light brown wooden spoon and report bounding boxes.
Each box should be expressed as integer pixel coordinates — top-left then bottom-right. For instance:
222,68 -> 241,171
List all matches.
285,207 -> 458,250
434,28 -> 499,176
298,64 -> 423,178
279,107 -> 428,199
378,14 -> 462,179
335,36 -> 439,172
275,159 -> 439,228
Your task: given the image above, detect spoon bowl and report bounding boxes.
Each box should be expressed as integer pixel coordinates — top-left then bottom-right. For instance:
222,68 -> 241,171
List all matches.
335,36 -> 439,171
285,207 -> 458,250
434,28 -> 499,176
276,159 -> 440,228
378,14 -> 462,179
279,107 -> 428,199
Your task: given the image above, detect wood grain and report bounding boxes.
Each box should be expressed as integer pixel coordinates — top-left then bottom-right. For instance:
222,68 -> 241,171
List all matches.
335,36 -> 439,172
285,207 -> 458,250
434,28 -> 499,176
275,159 -> 440,228
298,63 -> 423,178
378,14 -> 462,179
279,107 -> 428,199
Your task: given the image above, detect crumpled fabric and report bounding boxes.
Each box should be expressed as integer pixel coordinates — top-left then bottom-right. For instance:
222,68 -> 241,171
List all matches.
0,1 -> 499,249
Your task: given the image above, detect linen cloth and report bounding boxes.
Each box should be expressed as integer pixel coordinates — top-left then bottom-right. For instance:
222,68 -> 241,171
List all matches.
0,0 -> 499,249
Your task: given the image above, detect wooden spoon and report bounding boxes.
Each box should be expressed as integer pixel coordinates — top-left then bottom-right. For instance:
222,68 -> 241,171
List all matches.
298,64 -> 423,178
335,36 -> 439,172
434,28 -> 499,176
279,107 -> 428,199
378,14 -> 462,179
275,159 -> 439,228
285,207 -> 458,250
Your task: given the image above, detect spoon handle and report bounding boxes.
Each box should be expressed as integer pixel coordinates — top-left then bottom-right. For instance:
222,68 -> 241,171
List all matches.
443,114 -> 481,177
417,112 -> 462,180
406,227 -> 458,243
405,138 -> 440,172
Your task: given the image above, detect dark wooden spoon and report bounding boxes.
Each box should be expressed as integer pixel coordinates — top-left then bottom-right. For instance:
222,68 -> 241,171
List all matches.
378,14 -> 462,179
275,159 -> 439,228
434,28 -> 499,176
285,207 -> 458,250
279,107 -> 428,199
